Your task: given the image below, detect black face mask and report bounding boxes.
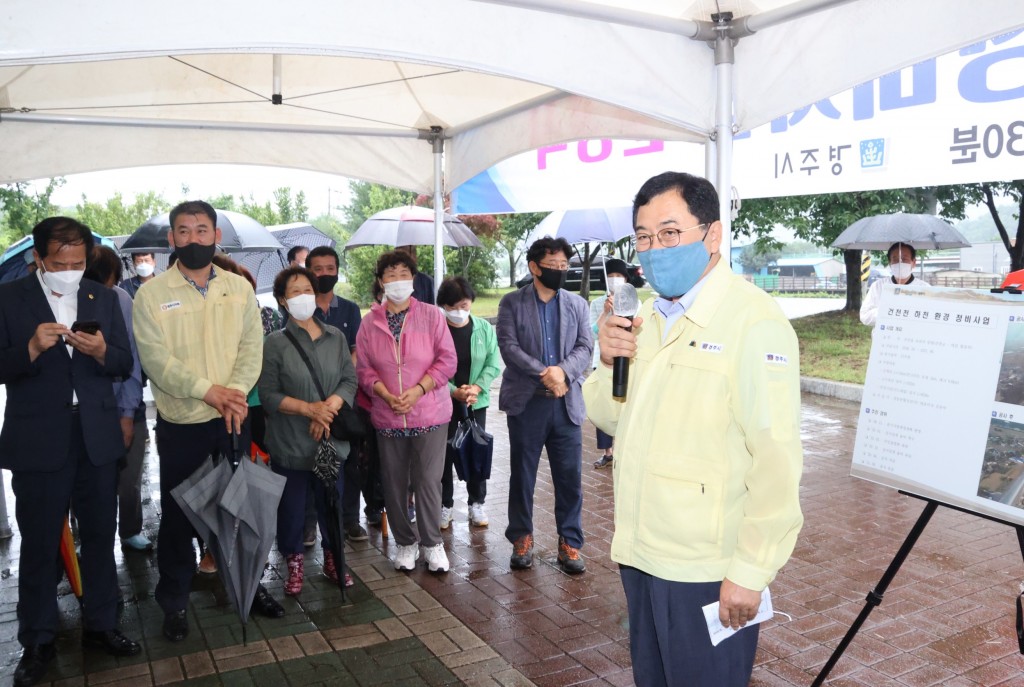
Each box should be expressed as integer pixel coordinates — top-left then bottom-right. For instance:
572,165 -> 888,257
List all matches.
316,274 -> 339,294
176,243 -> 216,271
537,266 -> 567,291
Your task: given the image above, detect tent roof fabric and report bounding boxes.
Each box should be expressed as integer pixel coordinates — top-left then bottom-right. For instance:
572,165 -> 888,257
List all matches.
2,0 -> 1023,193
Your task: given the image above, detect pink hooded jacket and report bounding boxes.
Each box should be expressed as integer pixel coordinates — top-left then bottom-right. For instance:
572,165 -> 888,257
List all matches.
356,298 -> 457,431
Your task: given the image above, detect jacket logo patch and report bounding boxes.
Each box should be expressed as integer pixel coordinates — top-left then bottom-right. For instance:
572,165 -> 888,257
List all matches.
700,342 -> 723,353
765,353 -> 789,365
160,300 -> 182,312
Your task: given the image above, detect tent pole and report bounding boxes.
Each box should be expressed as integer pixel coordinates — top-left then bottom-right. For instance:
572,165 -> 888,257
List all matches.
704,137 -> 717,187
713,18 -> 735,264
430,126 -> 445,299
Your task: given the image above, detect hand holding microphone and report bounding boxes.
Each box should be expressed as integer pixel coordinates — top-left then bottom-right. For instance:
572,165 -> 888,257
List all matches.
607,283 -> 640,400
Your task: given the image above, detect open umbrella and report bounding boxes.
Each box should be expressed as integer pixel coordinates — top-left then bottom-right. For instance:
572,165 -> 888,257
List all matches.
831,213 -> 971,251
122,210 -> 284,254
170,434 -> 285,643
344,206 -> 481,249
0,232 -> 117,284
529,207 -> 634,245
233,222 -> 337,294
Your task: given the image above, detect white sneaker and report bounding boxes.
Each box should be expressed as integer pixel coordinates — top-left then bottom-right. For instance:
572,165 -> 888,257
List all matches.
469,503 -> 489,527
439,506 -> 453,530
422,543 -> 450,573
393,543 -> 419,571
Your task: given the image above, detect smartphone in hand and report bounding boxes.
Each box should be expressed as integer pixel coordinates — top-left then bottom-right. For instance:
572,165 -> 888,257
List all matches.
70,320 -> 100,335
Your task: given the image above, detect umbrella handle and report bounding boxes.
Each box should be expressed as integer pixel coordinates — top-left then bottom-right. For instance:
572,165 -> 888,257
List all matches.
230,431 -> 241,468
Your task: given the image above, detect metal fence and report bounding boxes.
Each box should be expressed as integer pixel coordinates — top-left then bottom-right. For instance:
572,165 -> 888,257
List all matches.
745,274 -> 1005,292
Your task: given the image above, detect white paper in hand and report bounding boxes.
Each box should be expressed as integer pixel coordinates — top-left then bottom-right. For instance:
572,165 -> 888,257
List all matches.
702,588 -> 774,647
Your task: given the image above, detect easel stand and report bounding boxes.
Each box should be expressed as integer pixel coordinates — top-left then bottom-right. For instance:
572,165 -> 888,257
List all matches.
812,492 -> 1024,686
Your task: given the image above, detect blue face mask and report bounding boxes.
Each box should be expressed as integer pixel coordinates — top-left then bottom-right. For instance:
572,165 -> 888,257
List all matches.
637,237 -> 710,299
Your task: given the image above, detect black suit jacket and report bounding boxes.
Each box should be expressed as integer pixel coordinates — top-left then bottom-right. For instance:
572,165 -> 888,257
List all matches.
0,274 -> 133,471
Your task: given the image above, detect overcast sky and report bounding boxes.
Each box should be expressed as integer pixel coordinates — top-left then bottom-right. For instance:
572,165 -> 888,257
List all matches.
29,164 -> 355,219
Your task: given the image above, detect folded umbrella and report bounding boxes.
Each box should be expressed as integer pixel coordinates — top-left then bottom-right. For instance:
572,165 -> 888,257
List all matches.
447,404 -> 493,483
170,434 -> 285,643
313,437 -> 348,602
59,516 -> 82,599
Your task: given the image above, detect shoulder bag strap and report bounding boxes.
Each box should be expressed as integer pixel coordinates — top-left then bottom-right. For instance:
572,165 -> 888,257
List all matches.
283,329 -> 328,402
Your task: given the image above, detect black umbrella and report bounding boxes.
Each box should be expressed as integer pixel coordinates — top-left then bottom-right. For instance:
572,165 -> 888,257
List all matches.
314,438 -> 348,602
233,222 -> 337,294
122,210 -> 284,254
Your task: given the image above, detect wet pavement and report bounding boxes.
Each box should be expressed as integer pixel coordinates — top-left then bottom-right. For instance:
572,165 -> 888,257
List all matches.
3,391 -> 1024,686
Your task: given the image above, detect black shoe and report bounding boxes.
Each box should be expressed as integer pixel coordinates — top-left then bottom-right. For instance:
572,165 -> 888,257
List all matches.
365,509 -> 383,527
82,629 -> 142,657
251,584 -> 285,618
162,610 -> 189,642
593,455 -> 613,469
13,643 -> 55,687
345,524 -> 369,542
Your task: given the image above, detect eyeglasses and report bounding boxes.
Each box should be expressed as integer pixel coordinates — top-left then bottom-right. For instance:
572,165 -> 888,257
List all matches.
632,223 -> 707,252
538,261 -> 569,270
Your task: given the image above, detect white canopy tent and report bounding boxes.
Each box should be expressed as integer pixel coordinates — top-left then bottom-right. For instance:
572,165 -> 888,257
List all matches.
2,0 -> 1023,290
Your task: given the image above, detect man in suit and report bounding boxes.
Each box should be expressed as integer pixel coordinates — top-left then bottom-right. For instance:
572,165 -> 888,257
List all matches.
0,217 -> 140,687
497,237 -> 593,574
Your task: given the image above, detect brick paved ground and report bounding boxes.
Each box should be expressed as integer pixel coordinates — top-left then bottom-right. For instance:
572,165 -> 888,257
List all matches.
3,391 -> 1024,686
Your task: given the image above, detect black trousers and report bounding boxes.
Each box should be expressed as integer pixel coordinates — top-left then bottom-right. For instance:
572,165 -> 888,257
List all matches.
12,412 -> 119,645
154,415 -> 250,615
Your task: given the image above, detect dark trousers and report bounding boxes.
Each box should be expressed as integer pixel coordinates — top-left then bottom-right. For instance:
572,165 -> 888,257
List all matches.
620,567 -> 759,687
271,463 -> 345,555
154,415 -> 250,615
117,416 -> 149,538
357,406 -> 386,515
442,408 -> 488,507
505,396 -> 583,549
12,413 -> 119,645
596,427 -> 613,451
341,454 -> 361,527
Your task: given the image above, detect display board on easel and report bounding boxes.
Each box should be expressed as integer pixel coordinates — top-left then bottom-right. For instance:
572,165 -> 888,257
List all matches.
852,283 -> 1024,526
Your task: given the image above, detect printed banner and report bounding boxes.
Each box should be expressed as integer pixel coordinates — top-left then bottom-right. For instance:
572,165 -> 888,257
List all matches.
852,283 -> 1024,527
453,30 -> 1024,214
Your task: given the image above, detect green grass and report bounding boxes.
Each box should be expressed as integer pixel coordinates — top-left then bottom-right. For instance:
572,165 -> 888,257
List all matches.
472,286 -> 517,318
790,309 -> 872,384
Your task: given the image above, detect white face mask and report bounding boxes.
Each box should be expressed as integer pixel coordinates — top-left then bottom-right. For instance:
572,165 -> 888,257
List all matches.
890,262 -> 913,281
41,267 -> 84,296
606,276 -> 626,295
383,279 -> 414,303
285,293 -> 317,321
134,262 -> 155,278
444,308 -> 470,325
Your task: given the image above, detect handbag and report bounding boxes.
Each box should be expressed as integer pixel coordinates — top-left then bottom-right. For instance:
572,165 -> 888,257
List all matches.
447,404 -> 493,482
283,330 -> 367,442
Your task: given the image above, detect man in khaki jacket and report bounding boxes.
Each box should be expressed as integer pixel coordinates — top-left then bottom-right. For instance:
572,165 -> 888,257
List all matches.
584,172 -> 803,687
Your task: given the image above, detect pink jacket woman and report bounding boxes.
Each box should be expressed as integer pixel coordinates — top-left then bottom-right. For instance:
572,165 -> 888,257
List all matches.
356,297 -> 457,431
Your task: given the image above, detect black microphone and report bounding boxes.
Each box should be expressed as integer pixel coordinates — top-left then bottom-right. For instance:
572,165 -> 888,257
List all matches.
611,283 -> 639,400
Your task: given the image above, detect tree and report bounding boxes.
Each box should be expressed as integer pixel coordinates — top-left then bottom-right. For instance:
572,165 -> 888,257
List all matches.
737,243 -> 782,273
74,191 -> 171,236
495,212 -> 546,287
0,178 -> 65,249
935,181 -> 1024,271
735,189 -> 931,311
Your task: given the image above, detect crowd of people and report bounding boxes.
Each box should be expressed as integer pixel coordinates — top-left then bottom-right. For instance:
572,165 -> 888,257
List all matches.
2,172 -> 806,687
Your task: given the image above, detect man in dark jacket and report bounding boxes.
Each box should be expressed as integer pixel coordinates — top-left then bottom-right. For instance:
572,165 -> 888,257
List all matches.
0,217 -> 140,687
496,237 -> 593,574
